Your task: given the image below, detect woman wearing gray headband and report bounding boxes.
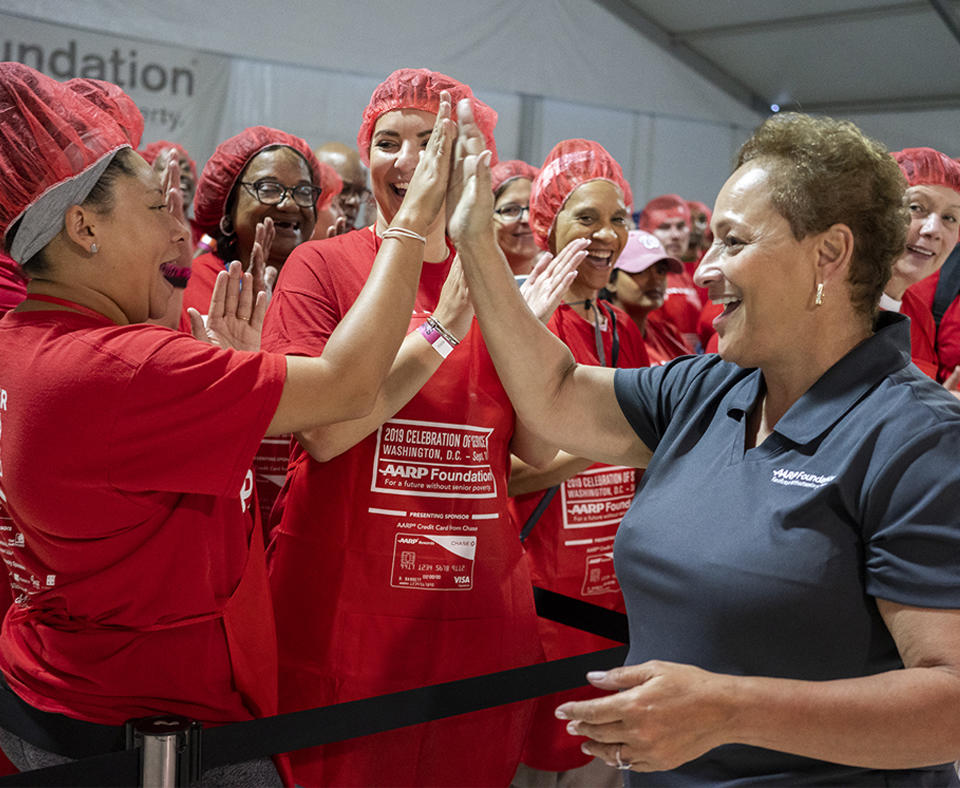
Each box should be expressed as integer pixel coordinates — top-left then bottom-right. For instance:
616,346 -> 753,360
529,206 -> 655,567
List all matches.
0,62 -> 459,786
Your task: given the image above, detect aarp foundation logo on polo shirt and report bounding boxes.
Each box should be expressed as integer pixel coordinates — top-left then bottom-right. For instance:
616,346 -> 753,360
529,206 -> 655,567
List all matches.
770,468 -> 836,489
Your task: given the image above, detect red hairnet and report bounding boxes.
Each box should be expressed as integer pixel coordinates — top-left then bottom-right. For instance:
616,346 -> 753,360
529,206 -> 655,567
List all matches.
193,126 -> 323,236
65,77 -> 143,149
687,199 -> 713,246
140,140 -> 197,181
356,68 -> 498,167
686,200 -> 711,222
892,148 -> 960,195
637,194 -> 691,233
314,161 -> 343,211
491,159 -> 539,194
529,139 -> 633,251
0,62 -> 132,248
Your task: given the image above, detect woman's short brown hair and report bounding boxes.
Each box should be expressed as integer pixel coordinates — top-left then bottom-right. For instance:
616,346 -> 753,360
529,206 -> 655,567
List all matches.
736,113 -> 907,320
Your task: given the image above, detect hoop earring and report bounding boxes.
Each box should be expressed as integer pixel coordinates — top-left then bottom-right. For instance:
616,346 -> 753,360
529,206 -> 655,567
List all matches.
815,282 -> 824,306
219,215 -> 235,236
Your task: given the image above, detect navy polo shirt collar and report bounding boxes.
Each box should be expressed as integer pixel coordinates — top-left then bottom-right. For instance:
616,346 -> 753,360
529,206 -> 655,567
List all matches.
725,312 -> 912,445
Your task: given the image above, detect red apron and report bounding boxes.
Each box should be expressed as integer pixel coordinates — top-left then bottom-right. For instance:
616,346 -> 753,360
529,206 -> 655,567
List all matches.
509,303 -> 645,772
252,434 -> 292,538
511,463 -> 636,771
268,316 -> 541,786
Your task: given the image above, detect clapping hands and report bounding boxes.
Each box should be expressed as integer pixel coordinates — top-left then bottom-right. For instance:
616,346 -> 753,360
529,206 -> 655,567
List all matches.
188,218 -> 274,351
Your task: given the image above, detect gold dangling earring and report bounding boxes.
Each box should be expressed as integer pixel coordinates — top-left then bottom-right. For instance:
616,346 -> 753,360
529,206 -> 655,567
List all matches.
815,282 -> 824,306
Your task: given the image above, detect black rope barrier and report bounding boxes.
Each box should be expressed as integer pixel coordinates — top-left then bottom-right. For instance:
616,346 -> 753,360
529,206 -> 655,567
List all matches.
0,587 -> 629,786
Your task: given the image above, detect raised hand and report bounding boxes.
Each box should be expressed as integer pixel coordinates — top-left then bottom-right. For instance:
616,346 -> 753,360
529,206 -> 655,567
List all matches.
390,90 -> 457,232
446,98 -> 493,243
326,215 -> 349,238
161,154 -> 192,262
520,239 -> 589,322
432,255 -> 474,341
189,261 -> 266,351
246,217 -> 276,299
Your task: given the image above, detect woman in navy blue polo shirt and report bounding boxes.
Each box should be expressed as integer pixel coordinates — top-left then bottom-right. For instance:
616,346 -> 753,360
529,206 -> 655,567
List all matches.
448,106 -> 960,786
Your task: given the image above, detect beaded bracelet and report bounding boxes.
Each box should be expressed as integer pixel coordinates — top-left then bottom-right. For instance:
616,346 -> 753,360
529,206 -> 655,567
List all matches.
382,226 -> 427,244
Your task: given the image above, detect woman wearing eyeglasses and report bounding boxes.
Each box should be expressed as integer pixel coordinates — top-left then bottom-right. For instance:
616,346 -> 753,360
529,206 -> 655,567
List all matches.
178,128 -> 324,530
492,159 -> 541,277
181,127 -> 323,322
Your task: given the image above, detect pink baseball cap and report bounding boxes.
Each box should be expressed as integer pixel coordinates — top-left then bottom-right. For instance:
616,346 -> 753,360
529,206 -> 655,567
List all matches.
614,230 -> 682,274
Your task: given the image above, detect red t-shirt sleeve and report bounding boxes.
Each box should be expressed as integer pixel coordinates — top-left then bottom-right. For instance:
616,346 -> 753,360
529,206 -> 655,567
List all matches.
263,234 -> 373,357
100,328 -> 286,498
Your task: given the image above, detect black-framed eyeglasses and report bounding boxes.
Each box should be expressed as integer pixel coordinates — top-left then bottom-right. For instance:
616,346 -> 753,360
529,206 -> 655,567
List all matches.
240,180 -> 321,208
494,204 -> 530,222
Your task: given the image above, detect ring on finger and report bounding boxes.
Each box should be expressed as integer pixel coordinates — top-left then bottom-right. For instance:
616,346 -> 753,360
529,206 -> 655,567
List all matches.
615,744 -> 632,771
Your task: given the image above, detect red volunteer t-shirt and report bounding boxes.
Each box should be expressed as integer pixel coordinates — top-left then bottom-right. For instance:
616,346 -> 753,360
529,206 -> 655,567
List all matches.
698,300 -> 722,353
645,309 -> 694,365
178,251 -> 292,527
907,270 -> 960,381
0,311 -> 285,725
661,268 -> 703,350
262,228 -> 541,787
179,250 -> 225,321
511,301 -> 647,771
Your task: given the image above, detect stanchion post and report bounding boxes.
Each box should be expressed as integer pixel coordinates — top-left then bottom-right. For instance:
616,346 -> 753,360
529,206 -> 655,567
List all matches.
125,715 -> 201,787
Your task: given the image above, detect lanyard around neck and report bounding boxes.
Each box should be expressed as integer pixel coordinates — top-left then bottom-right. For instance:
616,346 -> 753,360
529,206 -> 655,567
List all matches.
567,298 -> 619,367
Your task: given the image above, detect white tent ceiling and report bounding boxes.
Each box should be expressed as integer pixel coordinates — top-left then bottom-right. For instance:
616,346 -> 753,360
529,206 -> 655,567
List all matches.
1,0 -> 957,201
601,0 -> 960,124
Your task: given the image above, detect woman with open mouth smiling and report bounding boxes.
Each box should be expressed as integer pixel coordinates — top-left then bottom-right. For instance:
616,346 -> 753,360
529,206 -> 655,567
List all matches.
448,104 -> 960,787
261,69 -> 554,788
181,126 -> 324,324
0,62 -> 456,786
879,148 -> 960,380
508,138 -> 648,788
